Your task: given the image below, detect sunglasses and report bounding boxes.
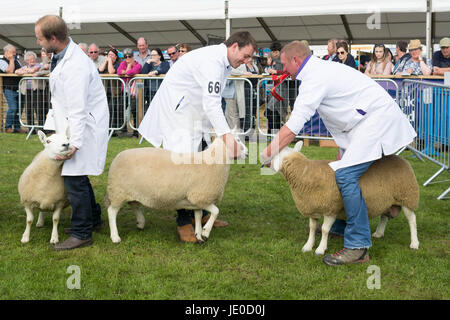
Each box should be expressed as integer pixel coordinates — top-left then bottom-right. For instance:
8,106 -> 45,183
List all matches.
168,52 -> 177,56
179,49 -> 187,53
374,44 -> 385,48
337,51 -> 346,55
89,51 -> 98,54
124,54 -> 133,58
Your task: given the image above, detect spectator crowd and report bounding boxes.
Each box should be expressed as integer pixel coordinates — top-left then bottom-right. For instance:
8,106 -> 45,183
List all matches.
1,35 -> 449,134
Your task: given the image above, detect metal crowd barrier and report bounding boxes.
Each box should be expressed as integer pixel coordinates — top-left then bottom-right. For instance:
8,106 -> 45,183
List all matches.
18,77 -> 127,140
400,79 -> 450,200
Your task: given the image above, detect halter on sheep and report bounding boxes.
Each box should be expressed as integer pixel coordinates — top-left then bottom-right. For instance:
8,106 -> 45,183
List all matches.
270,140 -> 420,255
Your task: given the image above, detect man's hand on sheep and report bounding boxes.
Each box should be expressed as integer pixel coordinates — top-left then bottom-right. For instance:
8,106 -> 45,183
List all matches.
55,146 -> 78,161
222,133 -> 245,160
261,126 -> 296,167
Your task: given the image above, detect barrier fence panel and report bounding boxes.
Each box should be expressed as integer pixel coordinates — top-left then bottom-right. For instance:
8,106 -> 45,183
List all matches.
128,76 -> 164,132
222,77 -> 255,136
18,77 -> 127,140
373,78 -> 399,103
18,77 -> 51,139
101,77 -> 127,138
257,78 -> 333,140
401,79 -> 450,200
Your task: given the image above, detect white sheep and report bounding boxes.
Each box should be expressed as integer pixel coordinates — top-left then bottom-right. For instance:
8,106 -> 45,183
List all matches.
105,132 -> 248,243
270,141 -> 420,255
18,130 -> 70,244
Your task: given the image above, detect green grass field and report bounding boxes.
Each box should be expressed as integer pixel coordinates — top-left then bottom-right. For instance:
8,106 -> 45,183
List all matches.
0,133 -> 448,300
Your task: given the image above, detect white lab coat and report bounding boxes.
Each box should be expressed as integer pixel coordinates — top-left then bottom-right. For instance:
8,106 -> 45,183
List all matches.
138,44 -> 232,153
285,55 -> 416,171
49,38 -> 109,176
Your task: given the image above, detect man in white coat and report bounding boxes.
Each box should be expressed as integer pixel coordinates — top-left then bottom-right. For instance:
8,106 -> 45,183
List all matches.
35,15 -> 109,250
138,31 -> 256,243
261,41 -> 416,266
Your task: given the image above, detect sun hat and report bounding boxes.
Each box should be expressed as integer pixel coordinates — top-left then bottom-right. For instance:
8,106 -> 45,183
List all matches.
439,37 -> 450,48
408,39 -> 422,50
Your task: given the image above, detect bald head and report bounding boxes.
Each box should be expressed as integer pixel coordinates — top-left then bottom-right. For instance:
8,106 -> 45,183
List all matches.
281,41 -> 311,61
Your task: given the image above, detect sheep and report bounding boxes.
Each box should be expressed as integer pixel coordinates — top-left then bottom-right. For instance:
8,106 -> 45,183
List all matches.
18,130 -> 70,244
105,132 -> 248,244
270,140 -> 420,255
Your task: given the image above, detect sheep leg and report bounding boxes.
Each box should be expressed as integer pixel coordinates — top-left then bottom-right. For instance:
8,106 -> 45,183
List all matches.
194,210 -> 204,243
134,206 -> 145,230
201,204 -> 219,241
36,212 -> 45,228
21,206 -> 34,243
108,205 -> 122,243
372,215 -> 389,238
50,205 -> 63,244
403,207 -> 419,250
302,218 -> 318,253
315,215 -> 336,255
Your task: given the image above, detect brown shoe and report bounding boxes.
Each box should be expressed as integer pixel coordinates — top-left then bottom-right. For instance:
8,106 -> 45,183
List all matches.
16,128 -> 28,134
5,128 -> 14,133
53,236 -> 93,251
193,214 -> 229,228
177,224 -> 198,243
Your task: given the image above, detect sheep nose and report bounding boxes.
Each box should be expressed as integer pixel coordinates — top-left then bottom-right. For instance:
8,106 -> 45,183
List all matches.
62,143 -> 69,148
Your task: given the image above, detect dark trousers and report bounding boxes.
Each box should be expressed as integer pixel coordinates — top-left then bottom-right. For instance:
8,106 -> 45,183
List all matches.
64,176 -> 102,240
176,139 -> 209,226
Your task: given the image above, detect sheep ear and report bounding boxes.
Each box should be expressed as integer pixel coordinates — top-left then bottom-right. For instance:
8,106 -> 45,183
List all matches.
294,140 -> 303,152
65,126 -> 71,139
37,130 -> 47,145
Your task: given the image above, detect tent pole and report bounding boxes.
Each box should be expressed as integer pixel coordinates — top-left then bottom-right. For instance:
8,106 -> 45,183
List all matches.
225,0 -> 230,39
426,0 -> 432,59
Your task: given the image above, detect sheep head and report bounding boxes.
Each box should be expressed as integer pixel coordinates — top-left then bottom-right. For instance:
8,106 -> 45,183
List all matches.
37,129 -> 71,160
270,140 -> 303,172
231,127 -> 248,160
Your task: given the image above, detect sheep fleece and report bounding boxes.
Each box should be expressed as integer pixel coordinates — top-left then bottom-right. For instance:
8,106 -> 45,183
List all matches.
281,154 -> 419,220
106,147 -> 230,209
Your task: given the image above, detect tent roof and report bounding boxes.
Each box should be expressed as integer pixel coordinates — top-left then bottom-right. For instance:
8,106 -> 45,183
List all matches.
0,0 -> 448,52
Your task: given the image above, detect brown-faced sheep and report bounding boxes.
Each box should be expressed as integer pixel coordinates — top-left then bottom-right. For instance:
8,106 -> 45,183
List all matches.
270,141 -> 419,255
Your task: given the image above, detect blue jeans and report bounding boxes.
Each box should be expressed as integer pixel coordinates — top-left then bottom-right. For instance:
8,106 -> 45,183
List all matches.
331,161 -> 374,249
4,88 -> 22,130
64,176 -> 102,240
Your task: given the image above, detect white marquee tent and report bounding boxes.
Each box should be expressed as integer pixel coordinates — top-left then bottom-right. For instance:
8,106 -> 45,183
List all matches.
0,0 -> 449,57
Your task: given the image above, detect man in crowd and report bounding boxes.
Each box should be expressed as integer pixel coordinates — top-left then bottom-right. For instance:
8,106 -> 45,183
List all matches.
134,37 -> 151,68
138,31 -> 256,243
167,45 -> 179,66
432,37 -> 450,75
393,40 -> 410,74
0,44 -> 26,133
88,43 -> 106,70
35,14 -> 109,251
322,39 -> 337,61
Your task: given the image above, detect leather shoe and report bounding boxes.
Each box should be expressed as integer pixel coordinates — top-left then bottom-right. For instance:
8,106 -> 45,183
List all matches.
16,128 -> 28,134
64,224 -> 103,235
177,224 -> 198,243
192,214 -> 229,228
5,128 -> 14,133
53,236 -> 93,251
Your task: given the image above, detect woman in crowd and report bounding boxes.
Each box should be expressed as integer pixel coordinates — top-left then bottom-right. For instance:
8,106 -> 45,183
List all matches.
15,51 -> 41,128
335,41 -> 356,69
141,48 -> 170,109
177,43 -> 192,56
402,39 -> 432,75
117,48 -> 142,134
365,44 -> 393,75
99,48 -> 123,133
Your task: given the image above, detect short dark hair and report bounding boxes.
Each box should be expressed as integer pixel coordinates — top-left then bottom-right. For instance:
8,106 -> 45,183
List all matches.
270,42 -> 282,52
36,15 -> 68,42
396,41 -> 408,53
224,31 -> 257,51
336,40 -> 349,53
152,48 -> 165,62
